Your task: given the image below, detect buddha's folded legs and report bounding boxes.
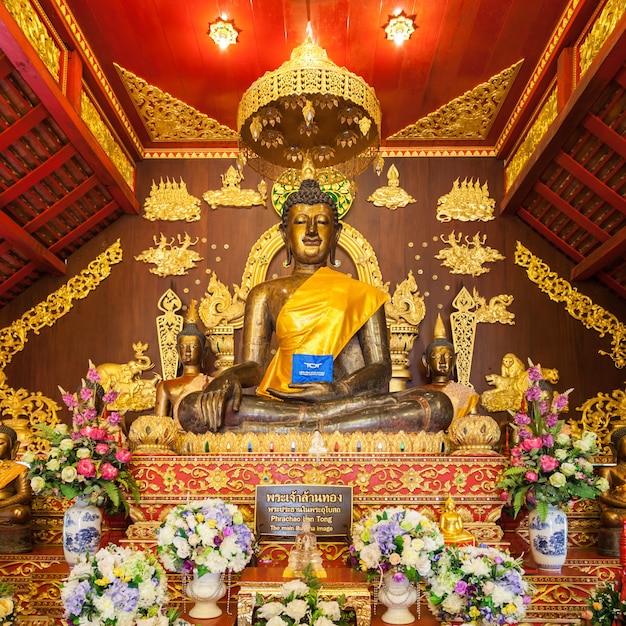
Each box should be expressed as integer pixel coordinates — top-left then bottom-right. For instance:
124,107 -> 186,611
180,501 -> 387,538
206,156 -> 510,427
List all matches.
178,387 -> 453,435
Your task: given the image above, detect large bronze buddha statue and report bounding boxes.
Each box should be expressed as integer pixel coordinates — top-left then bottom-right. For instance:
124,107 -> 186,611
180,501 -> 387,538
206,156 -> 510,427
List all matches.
177,175 -> 453,435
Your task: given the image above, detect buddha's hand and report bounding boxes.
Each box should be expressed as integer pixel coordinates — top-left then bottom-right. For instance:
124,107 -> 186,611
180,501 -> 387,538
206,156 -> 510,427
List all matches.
200,374 -> 243,430
267,381 -> 350,403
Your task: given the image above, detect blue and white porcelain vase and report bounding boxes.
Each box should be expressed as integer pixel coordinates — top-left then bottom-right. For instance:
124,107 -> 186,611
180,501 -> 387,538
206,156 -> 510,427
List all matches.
63,495 -> 102,566
528,504 -> 568,573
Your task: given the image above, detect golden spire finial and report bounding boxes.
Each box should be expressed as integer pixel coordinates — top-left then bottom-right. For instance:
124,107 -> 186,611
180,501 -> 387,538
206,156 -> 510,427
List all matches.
301,154 -> 316,181
434,313 -> 447,340
185,299 -> 199,325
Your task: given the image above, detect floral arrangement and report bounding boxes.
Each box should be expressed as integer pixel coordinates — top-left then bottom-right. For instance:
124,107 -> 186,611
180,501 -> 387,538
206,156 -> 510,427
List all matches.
348,506 -> 444,583
156,497 -> 255,577
580,580 -> 626,625
24,362 -> 139,514
61,543 -> 185,626
425,544 -> 533,625
0,581 -> 17,626
252,564 -> 354,626
497,362 -> 609,522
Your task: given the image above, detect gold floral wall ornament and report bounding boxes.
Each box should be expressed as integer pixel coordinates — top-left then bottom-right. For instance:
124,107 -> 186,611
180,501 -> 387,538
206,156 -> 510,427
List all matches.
385,270 -> 426,327
156,290 -> 184,381
387,60 -> 523,141
95,343 -> 161,413
0,241 -> 123,448
450,287 -> 477,388
134,233 -> 203,277
515,241 -> 626,369
579,0 -> 623,76
366,164 -> 416,210
436,231 -> 505,276
143,178 -> 202,222
574,386 -> 626,462
114,63 -> 237,141
436,178 -> 496,222
202,166 -> 267,209
199,270 -> 246,330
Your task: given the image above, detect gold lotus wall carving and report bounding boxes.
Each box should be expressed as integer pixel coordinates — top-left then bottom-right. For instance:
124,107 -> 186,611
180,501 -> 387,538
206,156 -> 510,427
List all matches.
366,164 -> 415,210
515,240 -> 626,369
143,178 -> 202,222
437,178 -> 495,222
134,233 -> 203,277
202,165 -> 267,209
436,231 -> 505,276
0,241 -> 123,449
387,60 -> 523,141
115,63 -> 237,141
156,289 -> 184,381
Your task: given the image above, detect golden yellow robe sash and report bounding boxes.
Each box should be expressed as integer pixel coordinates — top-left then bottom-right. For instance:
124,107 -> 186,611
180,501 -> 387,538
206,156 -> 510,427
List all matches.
0,461 -> 27,490
257,267 -> 388,397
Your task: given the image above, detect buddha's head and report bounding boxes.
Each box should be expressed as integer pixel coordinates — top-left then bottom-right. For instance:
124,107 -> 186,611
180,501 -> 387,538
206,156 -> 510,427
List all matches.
423,314 -> 456,383
177,300 -> 206,367
281,178 -> 342,268
0,424 -> 18,460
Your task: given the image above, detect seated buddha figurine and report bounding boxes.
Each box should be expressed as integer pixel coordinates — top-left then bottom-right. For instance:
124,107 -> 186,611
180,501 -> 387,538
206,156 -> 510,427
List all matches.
283,517 -> 326,578
177,171 -> 453,435
154,300 -> 211,427
597,427 -> 626,556
0,424 -> 32,553
422,314 -> 478,421
439,495 -> 475,546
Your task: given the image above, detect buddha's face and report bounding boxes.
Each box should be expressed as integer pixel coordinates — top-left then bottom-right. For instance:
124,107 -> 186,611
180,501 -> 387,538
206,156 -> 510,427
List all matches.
285,203 -> 338,266
177,335 -> 204,366
0,434 -> 12,460
428,345 -> 455,377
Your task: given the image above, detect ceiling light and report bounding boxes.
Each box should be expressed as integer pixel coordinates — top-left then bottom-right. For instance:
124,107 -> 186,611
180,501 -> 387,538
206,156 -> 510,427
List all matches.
207,17 -> 240,50
384,11 -> 417,45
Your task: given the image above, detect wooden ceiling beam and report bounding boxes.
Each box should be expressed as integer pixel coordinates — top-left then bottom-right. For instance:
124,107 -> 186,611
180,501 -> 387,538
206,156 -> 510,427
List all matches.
517,207 -> 584,261
0,143 -> 75,205
49,200 -> 119,254
555,151 -> 626,215
0,211 -> 66,274
583,113 -> 626,160
571,227 -> 626,281
0,5 -> 139,215
0,260 -> 38,301
24,177 -> 99,232
501,15 -> 626,215
0,104 -> 48,152
534,181 -> 610,243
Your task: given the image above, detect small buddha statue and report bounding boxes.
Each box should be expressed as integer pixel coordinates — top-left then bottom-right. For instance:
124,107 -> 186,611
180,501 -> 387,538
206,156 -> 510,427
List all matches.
439,495 -> 475,546
283,517 -> 326,578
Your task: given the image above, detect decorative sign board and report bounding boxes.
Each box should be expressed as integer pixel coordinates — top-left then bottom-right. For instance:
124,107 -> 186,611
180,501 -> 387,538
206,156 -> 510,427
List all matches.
255,484 -> 353,540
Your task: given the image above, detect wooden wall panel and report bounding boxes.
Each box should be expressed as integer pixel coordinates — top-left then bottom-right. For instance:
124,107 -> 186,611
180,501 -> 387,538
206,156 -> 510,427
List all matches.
1,156 -> 625,433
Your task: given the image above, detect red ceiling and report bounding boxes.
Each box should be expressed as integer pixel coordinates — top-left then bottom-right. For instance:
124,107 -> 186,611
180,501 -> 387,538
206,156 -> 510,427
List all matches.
51,0 -> 590,152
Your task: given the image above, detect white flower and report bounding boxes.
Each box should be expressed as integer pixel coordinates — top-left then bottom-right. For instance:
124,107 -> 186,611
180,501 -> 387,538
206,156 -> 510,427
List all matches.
313,617 -> 336,626
76,447 -> 91,459
61,466 -> 78,482
491,583 -> 515,606
280,579 -> 309,598
441,592 -> 465,614
46,458 -> 60,471
257,602 -> 285,619
560,462 -> 576,476
549,472 -> 566,488
317,600 -> 341,620
358,543 -> 382,570
21,451 -> 35,464
266,617 -> 289,626
59,438 -> 75,451
30,476 -> 45,493
284,598 -> 308,621
461,556 -> 490,577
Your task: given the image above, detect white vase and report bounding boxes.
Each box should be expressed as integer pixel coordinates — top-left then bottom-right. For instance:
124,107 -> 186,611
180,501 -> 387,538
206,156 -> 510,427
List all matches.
528,504 -> 568,573
63,495 -> 103,566
378,571 -> 418,624
186,570 -> 226,619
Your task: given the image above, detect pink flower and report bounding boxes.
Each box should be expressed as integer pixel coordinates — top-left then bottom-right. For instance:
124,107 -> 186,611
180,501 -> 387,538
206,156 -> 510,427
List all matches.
108,412 -> 122,426
76,458 -> 96,478
80,426 -> 107,441
526,386 -> 541,402
542,434 -> 554,447
520,437 -> 543,451
514,412 -> 530,426
62,393 -> 78,409
524,470 -> 538,482
500,491 -> 510,502
527,365 -> 542,382
115,448 -> 132,464
553,394 -> 568,411
540,455 -> 559,472
87,368 -> 101,383
95,443 -> 109,455
100,463 -> 118,480
545,414 -> 558,428
103,390 -> 119,404
80,387 -> 94,402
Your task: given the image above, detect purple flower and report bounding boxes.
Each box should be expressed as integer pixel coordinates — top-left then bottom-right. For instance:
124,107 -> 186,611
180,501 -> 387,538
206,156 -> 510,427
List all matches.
103,390 -> 119,404
545,414 -> 558,428
64,580 -> 90,615
80,387 -> 93,402
553,394 -> 568,410
526,386 -> 541,402
86,368 -> 101,383
542,434 -> 554,447
527,366 -> 542,382
454,580 -> 468,594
